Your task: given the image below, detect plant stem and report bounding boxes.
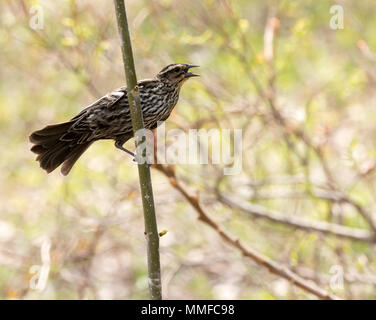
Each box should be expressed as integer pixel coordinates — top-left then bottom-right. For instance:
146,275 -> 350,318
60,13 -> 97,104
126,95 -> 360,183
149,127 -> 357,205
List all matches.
113,0 -> 162,300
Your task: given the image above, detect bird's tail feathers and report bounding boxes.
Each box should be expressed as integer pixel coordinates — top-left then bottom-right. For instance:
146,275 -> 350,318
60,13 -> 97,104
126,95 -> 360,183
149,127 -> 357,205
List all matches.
29,121 -> 92,175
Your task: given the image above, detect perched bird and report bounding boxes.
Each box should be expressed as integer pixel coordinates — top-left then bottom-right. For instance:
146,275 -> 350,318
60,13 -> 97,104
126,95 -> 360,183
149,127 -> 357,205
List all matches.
29,63 -> 199,175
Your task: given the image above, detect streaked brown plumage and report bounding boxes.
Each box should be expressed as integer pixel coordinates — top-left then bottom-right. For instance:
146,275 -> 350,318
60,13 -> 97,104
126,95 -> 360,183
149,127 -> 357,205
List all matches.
29,63 -> 199,175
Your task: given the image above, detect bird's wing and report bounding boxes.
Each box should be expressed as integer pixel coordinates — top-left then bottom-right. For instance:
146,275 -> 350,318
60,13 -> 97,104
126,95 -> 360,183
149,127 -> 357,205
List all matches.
65,80 -> 161,142
63,87 -> 131,142
69,79 -> 159,123
71,86 -> 128,121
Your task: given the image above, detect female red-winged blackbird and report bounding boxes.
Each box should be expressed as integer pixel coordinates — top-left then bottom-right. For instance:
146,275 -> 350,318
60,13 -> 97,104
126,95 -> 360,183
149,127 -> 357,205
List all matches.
29,63 -> 199,175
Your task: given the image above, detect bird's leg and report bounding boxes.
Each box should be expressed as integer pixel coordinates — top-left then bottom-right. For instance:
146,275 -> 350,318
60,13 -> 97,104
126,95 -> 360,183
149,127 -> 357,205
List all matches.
114,140 -> 151,168
114,141 -> 136,158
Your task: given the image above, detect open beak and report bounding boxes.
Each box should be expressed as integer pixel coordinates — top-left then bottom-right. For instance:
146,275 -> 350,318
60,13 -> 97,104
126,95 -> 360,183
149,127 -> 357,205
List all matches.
184,64 -> 200,78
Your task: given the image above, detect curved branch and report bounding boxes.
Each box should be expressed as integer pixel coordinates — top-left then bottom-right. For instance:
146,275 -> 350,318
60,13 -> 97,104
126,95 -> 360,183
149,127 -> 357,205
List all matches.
154,163 -> 340,300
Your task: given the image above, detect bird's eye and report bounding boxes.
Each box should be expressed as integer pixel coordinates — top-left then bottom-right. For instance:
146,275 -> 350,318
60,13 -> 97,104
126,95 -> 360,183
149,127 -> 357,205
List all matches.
173,67 -> 180,72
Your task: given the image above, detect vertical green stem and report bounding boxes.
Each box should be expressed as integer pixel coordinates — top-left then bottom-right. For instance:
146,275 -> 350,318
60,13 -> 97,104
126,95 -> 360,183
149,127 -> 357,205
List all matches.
113,0 -> 162,300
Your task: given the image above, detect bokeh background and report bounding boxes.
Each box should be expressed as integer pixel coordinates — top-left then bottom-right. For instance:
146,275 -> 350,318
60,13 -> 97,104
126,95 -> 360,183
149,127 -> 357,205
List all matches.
1,0 -> 376,299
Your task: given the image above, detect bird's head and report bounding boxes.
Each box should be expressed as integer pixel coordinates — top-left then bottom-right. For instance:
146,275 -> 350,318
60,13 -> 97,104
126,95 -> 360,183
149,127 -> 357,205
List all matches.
156,63 -> 199,86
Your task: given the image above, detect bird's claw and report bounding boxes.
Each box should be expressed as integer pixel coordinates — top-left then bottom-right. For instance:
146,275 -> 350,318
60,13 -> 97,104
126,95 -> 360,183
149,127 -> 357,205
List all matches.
132,155 -> 152,168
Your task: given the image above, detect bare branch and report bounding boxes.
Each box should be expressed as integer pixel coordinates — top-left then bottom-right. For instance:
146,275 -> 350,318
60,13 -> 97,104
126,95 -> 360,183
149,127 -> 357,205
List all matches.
218,192 -> 375,243
154,163 -> 340,300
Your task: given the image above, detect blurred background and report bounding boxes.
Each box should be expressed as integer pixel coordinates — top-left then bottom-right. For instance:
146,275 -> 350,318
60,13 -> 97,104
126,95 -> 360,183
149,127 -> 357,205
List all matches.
1,0 -> 376,299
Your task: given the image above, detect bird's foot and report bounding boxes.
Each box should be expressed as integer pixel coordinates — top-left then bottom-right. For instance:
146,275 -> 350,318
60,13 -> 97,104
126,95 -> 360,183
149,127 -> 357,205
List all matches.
132,155 -> 152,168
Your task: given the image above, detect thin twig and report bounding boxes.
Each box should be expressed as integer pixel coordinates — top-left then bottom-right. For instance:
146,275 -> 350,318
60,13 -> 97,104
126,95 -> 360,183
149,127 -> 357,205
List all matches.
218,192 -> 375,243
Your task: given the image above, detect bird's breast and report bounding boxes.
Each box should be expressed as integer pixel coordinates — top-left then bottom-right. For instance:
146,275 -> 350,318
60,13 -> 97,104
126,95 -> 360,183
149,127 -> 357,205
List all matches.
139,87 -> 180,128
